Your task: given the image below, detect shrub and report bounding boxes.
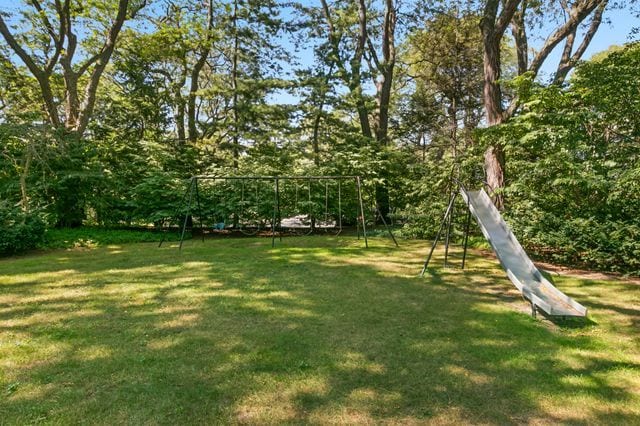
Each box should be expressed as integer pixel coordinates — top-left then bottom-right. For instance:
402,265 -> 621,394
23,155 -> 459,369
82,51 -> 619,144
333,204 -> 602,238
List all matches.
0,204 -> 46,255
41,227 -> 185,249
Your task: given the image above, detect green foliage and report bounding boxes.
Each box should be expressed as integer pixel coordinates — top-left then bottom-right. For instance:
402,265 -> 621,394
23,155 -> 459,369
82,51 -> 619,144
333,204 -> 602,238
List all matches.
40,227 -> 184,250
0,203 -> 45,255
0,1 -> 636,277
400,9 -> 485,144
488,43 -> 640,275
393,142 -> 485,239
130,171 -> 190,226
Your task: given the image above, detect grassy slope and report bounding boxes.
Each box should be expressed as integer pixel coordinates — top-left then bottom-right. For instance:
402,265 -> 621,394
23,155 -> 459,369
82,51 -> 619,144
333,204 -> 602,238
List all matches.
0,236 -> 638,424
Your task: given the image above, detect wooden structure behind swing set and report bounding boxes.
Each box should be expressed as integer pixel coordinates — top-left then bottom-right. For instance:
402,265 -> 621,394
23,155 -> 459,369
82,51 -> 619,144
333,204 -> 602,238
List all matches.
159,175 -> 397,250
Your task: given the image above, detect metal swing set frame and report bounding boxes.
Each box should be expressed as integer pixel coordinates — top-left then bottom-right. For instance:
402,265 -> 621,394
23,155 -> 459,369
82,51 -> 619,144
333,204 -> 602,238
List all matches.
159,175 -> 397,250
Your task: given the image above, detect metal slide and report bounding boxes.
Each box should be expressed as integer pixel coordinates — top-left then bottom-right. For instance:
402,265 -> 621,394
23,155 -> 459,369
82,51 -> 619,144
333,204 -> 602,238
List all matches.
461,188 -> 587,317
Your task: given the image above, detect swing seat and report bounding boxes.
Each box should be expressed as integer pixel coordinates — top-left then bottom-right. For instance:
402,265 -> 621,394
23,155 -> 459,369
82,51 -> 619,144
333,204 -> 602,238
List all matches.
280,214 -> 311,228
316,219 -> 337,228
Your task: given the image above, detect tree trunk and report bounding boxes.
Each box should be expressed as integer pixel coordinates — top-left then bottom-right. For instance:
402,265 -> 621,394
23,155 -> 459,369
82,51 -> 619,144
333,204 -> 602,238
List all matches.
482,36 -> 507,208
481,0 -> 516,209
449,99 -> 458,158
354,90 -> 373,139
371,0 -> 397,220
511,2 -> 528,75
484,145 -> 505,208
187,0 -> 214,145
63,71 -> 81,129
374,0 -> 396,146
231,0 -> 240,168
311,106 -> 323,166
482,39 -> 503,126
176,92 -> 186,144
170,67 -> 187,144
37,74 -> 61,128
375,67 -> 393,144
187,55 -> 206,144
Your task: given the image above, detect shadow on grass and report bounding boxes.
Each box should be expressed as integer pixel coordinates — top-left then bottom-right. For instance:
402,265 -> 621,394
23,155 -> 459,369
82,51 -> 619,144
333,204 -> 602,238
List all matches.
544,314 -> 598,328
0,238 -> 638,423
427,254 -> 601,330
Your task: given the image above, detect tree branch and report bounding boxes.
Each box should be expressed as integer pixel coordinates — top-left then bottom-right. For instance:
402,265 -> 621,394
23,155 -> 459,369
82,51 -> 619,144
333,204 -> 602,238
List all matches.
529,0 -> 603,76
319,0 -> 348,82
510,0 -> 528,74
0,13 -> 60,126
0,15 -> 43,77
554,0 -> 607,83
366,37 -> 382,72
355,0 -> 367,66
76,0 -> 147,77
43,0 -> 67,74
495,0 -> 522,39
28,0 -> 59,43
76,0 -> 133,134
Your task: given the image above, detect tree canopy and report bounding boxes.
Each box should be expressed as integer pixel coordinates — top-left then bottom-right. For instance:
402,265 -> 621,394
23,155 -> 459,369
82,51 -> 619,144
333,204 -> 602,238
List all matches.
0,0 -> 637,274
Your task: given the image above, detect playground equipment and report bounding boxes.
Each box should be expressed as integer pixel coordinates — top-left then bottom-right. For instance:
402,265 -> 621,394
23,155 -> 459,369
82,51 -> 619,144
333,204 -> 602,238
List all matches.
159,175 -> 398,250
421,185 -> 587,318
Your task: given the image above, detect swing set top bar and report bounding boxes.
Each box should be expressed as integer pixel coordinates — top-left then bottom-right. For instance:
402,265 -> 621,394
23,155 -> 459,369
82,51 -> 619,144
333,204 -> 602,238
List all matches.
191,175 -> 359,180
158,173 -> 404,250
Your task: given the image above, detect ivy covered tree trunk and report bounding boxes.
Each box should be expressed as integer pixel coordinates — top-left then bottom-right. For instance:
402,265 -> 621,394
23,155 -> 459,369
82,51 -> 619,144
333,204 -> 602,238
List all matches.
483,34 -> 506,209
480,0 -> 519,209
484,145 -> 505,207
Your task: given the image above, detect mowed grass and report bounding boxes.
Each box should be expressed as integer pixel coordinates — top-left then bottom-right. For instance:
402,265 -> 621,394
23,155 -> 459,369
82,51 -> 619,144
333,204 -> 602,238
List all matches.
0,236 -> 639,424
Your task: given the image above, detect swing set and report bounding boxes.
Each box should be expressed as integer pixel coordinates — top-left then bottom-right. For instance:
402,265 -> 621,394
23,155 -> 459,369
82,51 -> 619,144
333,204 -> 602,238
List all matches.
159,175 -> 398,250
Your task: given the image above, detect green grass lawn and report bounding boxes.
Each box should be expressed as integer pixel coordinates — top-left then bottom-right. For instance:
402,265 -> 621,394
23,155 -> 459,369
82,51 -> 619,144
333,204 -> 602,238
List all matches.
1,236 -> 639,424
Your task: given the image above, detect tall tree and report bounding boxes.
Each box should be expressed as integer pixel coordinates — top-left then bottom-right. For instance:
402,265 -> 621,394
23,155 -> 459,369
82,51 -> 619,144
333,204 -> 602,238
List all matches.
0,0 -> 146,137
312,0 -> 401,217
187,0 -> 216,144
115,0 -> 221,145
204,0 -> 291,169
480,0 -> 609,208
402,9 -> 486,159
317,0 -> 398,146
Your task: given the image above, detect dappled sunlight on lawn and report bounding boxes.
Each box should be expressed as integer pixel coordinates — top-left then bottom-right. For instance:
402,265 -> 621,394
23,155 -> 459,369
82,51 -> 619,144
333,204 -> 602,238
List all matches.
337,352 -> 386,375
0,269 -> 81,286
0,236 -> 639,423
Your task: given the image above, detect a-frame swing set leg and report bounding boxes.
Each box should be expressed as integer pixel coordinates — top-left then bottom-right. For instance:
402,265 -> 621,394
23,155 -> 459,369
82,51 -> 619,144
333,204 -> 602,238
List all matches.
195,178 -> 205,242
374,203 -> 399,247
444,196 -> 454,268
420,191 -> 457,276
159,177 -> 205,250
461,198 -> 472,270
159,177 -> 193,248
271,177 -> 278,248
336,180 -> 343,236
178,178 -> 195,251
356,176 -> 368,248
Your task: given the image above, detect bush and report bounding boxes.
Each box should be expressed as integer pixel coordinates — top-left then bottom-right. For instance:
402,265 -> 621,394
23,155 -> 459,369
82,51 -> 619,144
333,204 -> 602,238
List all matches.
0,204 -> 46,255
40,227 -> 186,249
485,44 -> 640,276
131,171 -> 188,226
511,213 -> 640,276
